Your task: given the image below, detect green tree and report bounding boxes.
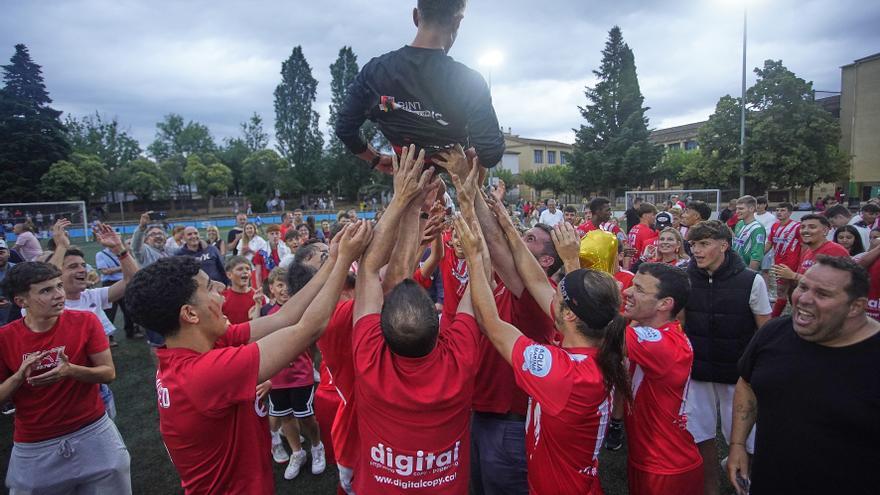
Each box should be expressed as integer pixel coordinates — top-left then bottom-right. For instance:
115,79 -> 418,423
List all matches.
241,112 -> 268,152
274,46 -> 324,195
0,44 -> 71,202
120,158 -> 169,201
745,60 -> 848,191
147,114 -> 217,200
653,149 -> 704,188
695,95 -> 749,189
218,138 -> 250,196
40,161 -> 86,200
493,167 -> 521,188
184,155 -> 233,213
242,149 -> 288,210
570,27 -> 661,196
64,112 -> 142,201
522,168 -> 559,199
325,46 -> 378,200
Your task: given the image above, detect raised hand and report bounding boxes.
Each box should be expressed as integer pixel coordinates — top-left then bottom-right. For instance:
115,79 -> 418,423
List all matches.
93,222 -> 123,251
452,214 -> 483,259
52,218 -> 72,251
392,145 -> 433,203
450,157 -> 481,208
420,214 -> 444,247
552,223 -> 581,271
486,195 -> 517,234
139,211 -> 153,228
338,220 -> 374,263
433,144 -> 469,178
16,351 -> 47,382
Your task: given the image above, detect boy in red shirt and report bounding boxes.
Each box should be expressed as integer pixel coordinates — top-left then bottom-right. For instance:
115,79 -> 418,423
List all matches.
221,256 -> 257,324
627,202 -> 659,269
0,262 -> 130,494
622,263 -> 703,495
772,214 -> 849,287
124,222 -> 371,495
765,202 -> 802,316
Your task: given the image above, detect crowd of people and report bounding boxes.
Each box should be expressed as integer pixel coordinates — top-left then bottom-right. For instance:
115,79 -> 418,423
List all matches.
2,0 -> 879,493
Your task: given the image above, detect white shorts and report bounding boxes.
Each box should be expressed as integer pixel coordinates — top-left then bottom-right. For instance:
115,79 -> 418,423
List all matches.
685,380 -> 755,453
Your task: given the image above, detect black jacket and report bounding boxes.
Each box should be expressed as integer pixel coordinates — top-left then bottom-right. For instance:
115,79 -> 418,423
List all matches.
684,251 -> 759,384
335,46 -> 505,167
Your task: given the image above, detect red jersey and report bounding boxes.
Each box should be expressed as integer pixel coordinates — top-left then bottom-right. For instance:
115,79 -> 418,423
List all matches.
511,336 -> 612,495
625,322 -> 702,475
156,323 -> 273,494
769,220 -> 802,270
266,305 -> 314,389
0,310 -> 108,442
221,288 -> 255,324
798,241 -> 850,274
628,224 -> 658,261
316,299 -> 359,467
473,281 -> 555,415
577,220 -> 622,238
439,242 -> 468,330
514,281 -> 559,347
353,313 -> 480,494
866,256 -> 880,321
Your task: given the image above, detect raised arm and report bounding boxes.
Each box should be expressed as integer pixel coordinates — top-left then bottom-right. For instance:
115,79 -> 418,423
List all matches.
451,162 -> 493,284
256,221 -> 372,382
436,147 -> 525,297
47,218 -> 72,270
417,212 -> 445,280
453,215 -> 521,363
355,145 -> 433,321
488,197 -> 556,317
94,223 -> 139,303
551,222 -> 582,274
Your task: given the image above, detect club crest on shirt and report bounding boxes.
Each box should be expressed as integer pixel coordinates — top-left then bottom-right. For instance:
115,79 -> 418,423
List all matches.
23,346 -> 65,372
522,344 -> 552,378
633,326 -> 662,343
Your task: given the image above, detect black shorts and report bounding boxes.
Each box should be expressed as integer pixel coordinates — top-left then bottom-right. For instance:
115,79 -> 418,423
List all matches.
268,385 -> 315,418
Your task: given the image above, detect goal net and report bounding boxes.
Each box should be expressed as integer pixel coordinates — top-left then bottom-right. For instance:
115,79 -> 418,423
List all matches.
624,189 -> 721,220
0,201 -> 90,242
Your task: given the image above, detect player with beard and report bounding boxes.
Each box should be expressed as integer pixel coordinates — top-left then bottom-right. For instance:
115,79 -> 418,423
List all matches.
622,263 -> 702,495
771,214 -> 849,286
455,213 -> 630,495
765,203 -> 801,317
124,222 -> 371,494
729,256 -> 879,494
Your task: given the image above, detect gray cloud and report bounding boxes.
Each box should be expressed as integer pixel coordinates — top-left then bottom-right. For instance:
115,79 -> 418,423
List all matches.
3,0 -> 878,150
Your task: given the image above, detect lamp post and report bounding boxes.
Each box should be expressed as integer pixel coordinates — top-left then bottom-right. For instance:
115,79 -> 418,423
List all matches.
739,7 -> 747,197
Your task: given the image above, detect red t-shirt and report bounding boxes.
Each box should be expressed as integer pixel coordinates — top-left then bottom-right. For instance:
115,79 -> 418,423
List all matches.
266,305 -> 314,389
439,243 -> 468,330
628,224 -> 658,261
625,322 -> 702,475
770,220 -> 802,270
798,241 -> 850,274
473,281 -> 555,415
353,313 -> 480,494
511,336 -> 611,495
0,310 -> 108,442
316,299 -> 359,468
156,323 -> 273,495
221,288 -> 255,324
514,281 -> 559,347
867,256 -> 880,321
577,220 -> 622,238
412,267 -> 433,289
252,246 -> 283,282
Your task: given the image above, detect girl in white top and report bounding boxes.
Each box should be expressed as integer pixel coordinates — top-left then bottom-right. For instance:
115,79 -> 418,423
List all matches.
237,222 -> 268,262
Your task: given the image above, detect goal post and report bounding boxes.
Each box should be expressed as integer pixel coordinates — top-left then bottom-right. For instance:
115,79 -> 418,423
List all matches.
0,201 -> 90,241
624,189 -> 721,220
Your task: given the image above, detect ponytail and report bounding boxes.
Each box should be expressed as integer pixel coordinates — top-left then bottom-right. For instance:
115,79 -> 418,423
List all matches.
597,313 -> 632,403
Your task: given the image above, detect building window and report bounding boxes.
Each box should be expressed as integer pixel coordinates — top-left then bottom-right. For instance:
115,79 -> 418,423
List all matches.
561,152 -> 570,164
547,150 -> 556,164
668,143 -> 681,151
534,150 -> 543,163
684,140 -> 698,150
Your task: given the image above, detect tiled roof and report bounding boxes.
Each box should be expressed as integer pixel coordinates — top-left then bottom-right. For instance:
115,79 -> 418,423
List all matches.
649,121 -> 705,144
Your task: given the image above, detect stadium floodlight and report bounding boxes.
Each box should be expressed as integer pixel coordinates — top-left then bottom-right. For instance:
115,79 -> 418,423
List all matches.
0,201 -> 89,242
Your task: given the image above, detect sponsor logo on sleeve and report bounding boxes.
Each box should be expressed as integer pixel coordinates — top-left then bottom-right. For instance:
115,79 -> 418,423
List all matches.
633,326 -> 663,343
522,344 -> 552,378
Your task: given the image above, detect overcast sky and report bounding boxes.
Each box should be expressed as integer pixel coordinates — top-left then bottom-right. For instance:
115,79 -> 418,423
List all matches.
3,0 -> 878,151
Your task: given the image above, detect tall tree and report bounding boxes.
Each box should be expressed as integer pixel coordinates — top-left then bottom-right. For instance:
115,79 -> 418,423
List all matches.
40,153 -> 108,201
120,158 -> 169,201
0,44 -> 70,202
241,112 -> 269,153
65,112 -> 142,201
569,27 -> 661,196
274,46 -> 324,195
184,155 -> 233,213
325,46 -> 380,200
147,113 -> 217,200
695,95 -> 743,189
242,149 -> 289,210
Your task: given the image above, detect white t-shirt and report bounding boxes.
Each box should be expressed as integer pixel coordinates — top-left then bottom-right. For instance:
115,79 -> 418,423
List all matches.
749,275 -> 772,316
538,208 -> 564,226
66,287 -> 116,336
755,212 -> 777,231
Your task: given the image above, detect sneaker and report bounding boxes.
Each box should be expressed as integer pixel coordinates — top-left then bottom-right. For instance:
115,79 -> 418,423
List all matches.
604,421 -> 624,451
1,402 -> 14,415
284,450 -> 307,480
272,443 -> 290,464
311,442 -> 326,475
